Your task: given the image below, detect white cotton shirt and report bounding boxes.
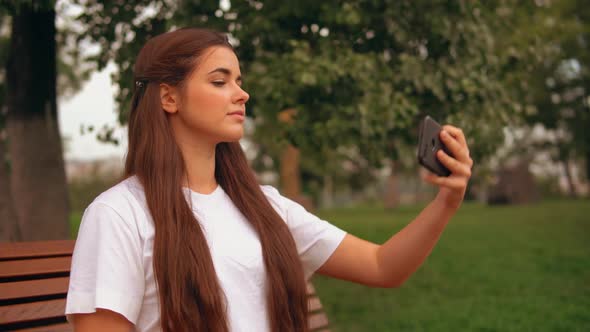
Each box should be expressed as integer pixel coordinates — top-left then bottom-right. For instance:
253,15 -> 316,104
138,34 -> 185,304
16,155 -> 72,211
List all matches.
65,175 -> 347,332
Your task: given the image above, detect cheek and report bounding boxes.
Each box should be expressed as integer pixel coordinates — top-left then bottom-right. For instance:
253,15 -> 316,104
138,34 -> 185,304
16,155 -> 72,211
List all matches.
177,84 -> 239,138
185,85 -> 228,115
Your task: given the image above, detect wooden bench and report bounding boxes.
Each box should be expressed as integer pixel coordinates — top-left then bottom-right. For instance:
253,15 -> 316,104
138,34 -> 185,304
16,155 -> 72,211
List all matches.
0,240 -> 332,331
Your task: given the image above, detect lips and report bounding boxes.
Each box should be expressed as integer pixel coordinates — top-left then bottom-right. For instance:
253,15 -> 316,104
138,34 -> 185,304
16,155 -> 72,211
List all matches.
228,110 -> 245,116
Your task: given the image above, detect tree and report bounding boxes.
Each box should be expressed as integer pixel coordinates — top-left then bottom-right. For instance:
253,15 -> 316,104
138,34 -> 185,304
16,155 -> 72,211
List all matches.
494,0 -> 590,196
0,1 -> 70,241
525,0 -> 590,189
79,2 -> 530,165
0,12 -> 20,241
0,132 -> 20,241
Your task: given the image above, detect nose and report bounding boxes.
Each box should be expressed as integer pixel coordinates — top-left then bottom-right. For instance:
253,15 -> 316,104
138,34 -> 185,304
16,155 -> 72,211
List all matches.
234,85 -> 249,105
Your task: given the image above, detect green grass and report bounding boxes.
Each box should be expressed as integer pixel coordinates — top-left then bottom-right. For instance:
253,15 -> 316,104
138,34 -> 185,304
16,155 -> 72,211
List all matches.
312,200 -> 590,331
68,199 -> 590,331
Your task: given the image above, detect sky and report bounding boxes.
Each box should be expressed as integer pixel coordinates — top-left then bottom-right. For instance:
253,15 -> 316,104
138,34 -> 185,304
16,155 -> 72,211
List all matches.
58,63 -> 128,162
56,0 -> 127,162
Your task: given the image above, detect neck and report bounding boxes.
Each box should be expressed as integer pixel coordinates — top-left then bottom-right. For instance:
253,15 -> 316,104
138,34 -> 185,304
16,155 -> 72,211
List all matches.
174,133 -> 218,195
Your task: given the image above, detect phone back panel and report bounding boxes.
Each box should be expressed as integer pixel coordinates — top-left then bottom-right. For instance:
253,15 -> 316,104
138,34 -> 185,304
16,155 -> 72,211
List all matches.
417,116 -> 452,177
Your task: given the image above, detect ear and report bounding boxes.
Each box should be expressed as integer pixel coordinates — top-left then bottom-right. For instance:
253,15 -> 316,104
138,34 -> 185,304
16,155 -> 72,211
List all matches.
160,83 -> 180,114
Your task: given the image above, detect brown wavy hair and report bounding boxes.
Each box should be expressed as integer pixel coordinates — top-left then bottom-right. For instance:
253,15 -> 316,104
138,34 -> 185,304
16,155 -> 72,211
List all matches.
123,28 -> 308,332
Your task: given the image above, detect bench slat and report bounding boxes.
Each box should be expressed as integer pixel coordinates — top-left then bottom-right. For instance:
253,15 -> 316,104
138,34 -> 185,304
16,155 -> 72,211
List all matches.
0,277 -> 70,301
0,299 -> 65,325
0,257 -> 72,279
308,312 -> 329,330
308,296 -> 323,312
0,241 -> 74,260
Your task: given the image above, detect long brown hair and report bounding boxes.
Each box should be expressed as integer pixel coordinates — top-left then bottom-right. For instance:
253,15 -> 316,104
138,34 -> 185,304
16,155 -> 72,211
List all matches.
123,28 -> 309,332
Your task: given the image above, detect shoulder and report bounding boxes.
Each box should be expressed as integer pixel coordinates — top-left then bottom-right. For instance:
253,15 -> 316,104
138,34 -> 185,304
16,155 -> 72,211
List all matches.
260,184 -> 281,199
82,175 -> 148,233
259,184 -> 312,223
92,176 -> 143,210
259,184 -> 288,219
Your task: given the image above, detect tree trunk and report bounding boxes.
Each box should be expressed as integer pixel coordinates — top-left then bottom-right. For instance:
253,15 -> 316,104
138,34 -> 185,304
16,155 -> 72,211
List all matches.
0,136 -> 21,241
562,159 -> 577,199
321,174 -> 333,209
6,5 -> 70,240
383,160 -> 400,209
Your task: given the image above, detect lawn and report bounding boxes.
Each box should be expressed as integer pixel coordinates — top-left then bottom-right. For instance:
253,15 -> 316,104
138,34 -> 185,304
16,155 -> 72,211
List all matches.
312,200 -> 590,332
68,199 -> 590,331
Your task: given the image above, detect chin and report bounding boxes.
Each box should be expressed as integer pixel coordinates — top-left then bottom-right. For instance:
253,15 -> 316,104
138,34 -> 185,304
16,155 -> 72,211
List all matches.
219,130 -> 244,143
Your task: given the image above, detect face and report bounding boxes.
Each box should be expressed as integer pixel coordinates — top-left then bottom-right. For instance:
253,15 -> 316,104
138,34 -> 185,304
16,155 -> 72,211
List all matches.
161,46 -> 250,145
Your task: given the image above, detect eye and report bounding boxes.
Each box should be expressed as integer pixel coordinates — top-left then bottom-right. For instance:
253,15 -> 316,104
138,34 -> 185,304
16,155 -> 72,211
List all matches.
212,81 -> 225,86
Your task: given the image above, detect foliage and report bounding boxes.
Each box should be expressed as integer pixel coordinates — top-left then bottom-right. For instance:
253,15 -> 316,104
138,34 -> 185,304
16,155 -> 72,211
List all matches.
519,0 -> 590,175
73,1 -> 547,172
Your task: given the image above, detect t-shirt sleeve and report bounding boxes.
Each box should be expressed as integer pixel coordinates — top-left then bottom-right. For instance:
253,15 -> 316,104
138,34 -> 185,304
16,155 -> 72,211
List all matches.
261,185 -> 347,280
65,201 -> 144,325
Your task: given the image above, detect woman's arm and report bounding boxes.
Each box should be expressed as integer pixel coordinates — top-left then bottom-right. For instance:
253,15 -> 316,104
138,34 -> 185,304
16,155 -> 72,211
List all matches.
317,125 -> 473,288
71,309 -> 133,332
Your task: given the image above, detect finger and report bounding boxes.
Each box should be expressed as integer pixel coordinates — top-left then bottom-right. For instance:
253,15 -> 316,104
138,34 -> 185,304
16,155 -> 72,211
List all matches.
442,125 -> 467,147
422,171 -> 467,190
440,130 -> 471,163
436,150 -> 472,177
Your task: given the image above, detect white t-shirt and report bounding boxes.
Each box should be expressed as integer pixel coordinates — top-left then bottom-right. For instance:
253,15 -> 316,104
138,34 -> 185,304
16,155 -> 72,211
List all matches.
65,175 -> 347,332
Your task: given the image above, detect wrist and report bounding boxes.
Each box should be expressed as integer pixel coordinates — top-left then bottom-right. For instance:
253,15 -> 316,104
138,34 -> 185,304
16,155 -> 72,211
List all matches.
434,189 -> 463,212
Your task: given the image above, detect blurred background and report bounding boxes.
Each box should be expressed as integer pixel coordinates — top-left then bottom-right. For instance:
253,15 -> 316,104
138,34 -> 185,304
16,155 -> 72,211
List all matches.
0,0 -> 588,331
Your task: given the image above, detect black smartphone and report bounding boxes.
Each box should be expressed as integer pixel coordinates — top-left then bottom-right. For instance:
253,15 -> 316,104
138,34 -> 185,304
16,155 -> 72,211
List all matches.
417,116 -> 452,177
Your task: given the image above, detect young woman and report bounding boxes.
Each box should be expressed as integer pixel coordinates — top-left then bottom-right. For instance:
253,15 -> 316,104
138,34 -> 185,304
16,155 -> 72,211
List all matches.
65,28 -> 473,332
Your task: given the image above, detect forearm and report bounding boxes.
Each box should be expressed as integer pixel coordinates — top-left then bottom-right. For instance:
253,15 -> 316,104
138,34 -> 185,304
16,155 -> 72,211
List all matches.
376,194 -> 457,287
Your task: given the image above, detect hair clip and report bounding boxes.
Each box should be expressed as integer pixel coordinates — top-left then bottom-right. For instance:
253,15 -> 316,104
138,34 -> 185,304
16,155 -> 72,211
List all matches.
135,80 -> 145,89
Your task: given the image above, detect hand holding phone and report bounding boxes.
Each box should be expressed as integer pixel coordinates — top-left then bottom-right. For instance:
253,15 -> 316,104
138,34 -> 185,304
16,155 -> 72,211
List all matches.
417,116 -> 453,177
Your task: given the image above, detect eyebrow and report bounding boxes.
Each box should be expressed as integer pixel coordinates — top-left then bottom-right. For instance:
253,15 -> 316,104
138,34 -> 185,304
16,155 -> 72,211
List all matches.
207,67 -> 242,81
